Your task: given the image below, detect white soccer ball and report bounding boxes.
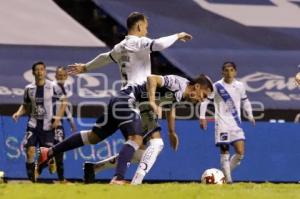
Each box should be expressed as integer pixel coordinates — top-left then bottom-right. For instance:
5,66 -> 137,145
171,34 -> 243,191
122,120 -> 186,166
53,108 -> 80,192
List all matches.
201,168 -> 225,184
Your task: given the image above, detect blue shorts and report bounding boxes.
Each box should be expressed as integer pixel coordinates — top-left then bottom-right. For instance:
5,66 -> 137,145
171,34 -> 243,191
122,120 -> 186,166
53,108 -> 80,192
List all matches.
92,95 -> 143,140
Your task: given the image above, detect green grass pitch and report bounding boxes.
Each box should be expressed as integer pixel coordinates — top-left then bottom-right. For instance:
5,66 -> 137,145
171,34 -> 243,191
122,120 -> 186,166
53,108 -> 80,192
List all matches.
1,182 -> 300,199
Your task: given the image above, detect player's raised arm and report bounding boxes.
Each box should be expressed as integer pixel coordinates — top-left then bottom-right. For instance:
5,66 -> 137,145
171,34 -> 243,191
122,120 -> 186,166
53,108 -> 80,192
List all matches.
151,32 -> 192,52
165,107 -> 179,151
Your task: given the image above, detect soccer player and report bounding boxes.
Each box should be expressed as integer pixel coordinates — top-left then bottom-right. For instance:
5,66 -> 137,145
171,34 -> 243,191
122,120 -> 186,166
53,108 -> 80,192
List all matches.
199,62 -> 255,183
12,62 -> 67,182
52,66 -> 77,183
67,11 -> 192,184
38,74 -> 213,184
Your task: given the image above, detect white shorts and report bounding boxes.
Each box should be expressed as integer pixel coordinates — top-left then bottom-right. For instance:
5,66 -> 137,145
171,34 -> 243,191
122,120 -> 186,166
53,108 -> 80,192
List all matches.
215,129 -> 245,146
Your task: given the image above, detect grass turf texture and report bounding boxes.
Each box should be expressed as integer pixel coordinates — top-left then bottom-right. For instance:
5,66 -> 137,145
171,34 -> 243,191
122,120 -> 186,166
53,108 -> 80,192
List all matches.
0,183 -> 300,199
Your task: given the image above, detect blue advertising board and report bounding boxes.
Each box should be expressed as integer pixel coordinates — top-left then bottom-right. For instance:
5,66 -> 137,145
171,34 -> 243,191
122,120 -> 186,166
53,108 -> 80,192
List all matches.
1,115 -> 300,182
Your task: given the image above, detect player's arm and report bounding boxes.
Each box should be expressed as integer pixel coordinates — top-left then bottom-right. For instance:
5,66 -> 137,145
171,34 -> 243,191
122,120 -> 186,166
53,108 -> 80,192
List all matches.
52,97 -> 68,129
52,85 -> 68,128
151,32 -> 192,52
241,84 -> 255,126
165,107 -> 179,151
68,50 -> 117,75
12,104 -> 27,122
199,99 -> 210,130
146,75 -> 164,118
65,105 -> 77,133
12,87 -> 29,122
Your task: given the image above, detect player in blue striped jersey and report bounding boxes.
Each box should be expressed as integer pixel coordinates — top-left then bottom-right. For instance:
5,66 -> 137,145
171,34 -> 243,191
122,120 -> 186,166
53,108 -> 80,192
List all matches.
12,62 -> 67,182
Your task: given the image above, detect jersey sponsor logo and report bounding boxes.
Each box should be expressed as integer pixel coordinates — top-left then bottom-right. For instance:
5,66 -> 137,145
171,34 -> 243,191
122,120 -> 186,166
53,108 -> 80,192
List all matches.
194,0 -> 300,28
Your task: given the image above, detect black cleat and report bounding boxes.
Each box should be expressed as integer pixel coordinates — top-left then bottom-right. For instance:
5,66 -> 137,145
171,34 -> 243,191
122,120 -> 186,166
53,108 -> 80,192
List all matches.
83,162 -> 95,184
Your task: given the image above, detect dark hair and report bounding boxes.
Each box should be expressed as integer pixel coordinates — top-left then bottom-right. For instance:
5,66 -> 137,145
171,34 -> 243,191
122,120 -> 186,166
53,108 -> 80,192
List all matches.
32,61 -> 45,72
127,12 -> 146,30
222,61 -> 237,71
189,74 -> 213,92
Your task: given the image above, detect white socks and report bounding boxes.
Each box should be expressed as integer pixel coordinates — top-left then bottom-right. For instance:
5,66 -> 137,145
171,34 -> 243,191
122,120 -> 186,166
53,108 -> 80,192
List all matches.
221,153 -> 244,183
131,138 -> 164,185
220,154 -> 232,183
230,154 -> 244,171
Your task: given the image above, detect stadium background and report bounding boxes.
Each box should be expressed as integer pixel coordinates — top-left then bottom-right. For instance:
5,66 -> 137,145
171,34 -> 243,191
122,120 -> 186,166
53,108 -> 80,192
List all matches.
0,0 -> 300,182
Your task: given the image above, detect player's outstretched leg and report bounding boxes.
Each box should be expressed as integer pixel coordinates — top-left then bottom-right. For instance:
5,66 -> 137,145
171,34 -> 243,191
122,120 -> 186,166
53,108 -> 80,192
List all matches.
131,138 -> 164,185
38,130 -> 99,167
110,138 -> 142,184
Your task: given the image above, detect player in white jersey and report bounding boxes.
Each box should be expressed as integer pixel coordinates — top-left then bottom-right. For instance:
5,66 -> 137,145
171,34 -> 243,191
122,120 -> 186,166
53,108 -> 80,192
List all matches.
67,12 -> 192,184
12,62 -> 67,182
199,62 -> 255,183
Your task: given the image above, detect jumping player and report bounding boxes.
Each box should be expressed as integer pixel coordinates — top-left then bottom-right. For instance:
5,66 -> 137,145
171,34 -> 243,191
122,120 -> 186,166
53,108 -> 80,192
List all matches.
67,11 -> 192,184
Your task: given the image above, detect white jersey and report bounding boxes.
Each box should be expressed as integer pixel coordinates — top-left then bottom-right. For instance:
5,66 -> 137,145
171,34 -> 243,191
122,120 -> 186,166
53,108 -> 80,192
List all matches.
110,35 -> 153,86
207,78 -> 248,132
86,34 -> 178,88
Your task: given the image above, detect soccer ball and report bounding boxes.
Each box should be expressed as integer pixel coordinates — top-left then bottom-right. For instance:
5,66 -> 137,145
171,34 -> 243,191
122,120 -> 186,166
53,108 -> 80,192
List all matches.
201,168 -> 225,184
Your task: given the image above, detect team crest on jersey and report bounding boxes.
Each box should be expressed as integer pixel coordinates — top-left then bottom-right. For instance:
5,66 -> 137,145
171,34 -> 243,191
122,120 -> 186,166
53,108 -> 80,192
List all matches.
220,132 -> 228,141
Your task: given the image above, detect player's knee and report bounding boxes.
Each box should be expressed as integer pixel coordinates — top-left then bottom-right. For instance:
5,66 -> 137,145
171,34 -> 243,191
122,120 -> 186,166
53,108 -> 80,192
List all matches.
129,135 -> 143,147
132,149 -> 145,163
82,130 -> 100,144
26,147 -> 35,158
149,138 -> 164,153
235,149 -> 244,156
125,140 -> 140,151
236,154 -> 244,161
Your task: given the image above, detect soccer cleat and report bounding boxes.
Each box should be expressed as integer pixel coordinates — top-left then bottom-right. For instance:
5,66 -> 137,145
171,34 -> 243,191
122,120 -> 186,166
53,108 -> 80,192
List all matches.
109,176 -> 129,185
37,147 -> 50,174
83,162 -> 95,184
48,158 -> 57,174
